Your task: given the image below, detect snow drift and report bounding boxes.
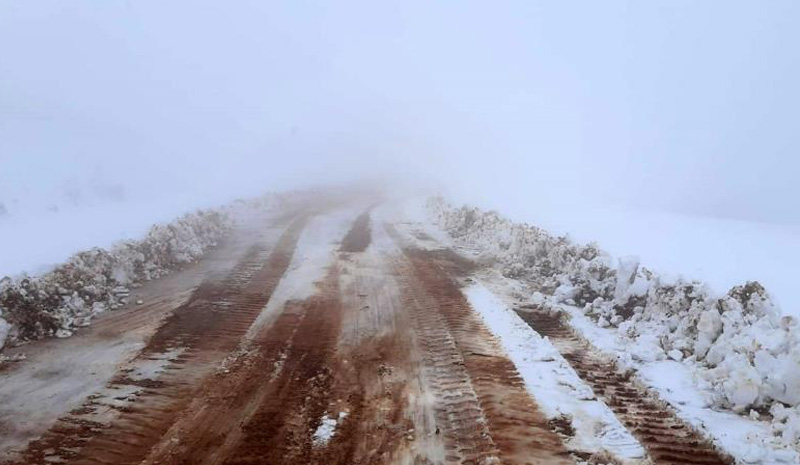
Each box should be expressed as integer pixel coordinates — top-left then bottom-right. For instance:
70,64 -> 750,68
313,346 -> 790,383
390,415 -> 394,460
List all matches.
428,197 -> 800,449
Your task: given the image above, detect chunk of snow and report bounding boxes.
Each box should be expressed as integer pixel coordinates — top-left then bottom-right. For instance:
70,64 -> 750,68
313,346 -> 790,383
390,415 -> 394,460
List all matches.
695,308 -> 722,359
312,411 -> 348,446
631,334 -> 664,362
668,349 -> 684,361
554,284 -> 577,303
613,256 -> 639,302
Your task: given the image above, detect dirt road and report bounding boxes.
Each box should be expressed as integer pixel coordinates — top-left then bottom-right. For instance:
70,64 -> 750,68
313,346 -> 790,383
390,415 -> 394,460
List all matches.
0,201 -> 734,465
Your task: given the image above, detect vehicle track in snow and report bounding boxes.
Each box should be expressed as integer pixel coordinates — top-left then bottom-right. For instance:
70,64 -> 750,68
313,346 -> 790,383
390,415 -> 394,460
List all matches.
394,261 -> 501,465
188,266 -> 346,465
516,310 -> 733,465
389,224 -> 574,465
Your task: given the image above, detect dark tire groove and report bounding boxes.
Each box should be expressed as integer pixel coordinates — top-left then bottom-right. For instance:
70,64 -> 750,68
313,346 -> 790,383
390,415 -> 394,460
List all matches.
516,310 -> 733,465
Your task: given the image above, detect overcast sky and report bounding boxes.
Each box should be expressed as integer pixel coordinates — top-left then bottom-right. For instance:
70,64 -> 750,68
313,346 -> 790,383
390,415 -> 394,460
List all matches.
2,1 -> 799,224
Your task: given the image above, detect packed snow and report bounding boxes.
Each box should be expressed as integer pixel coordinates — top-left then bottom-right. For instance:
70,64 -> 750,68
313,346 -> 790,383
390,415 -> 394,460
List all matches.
429,197 -> 800,462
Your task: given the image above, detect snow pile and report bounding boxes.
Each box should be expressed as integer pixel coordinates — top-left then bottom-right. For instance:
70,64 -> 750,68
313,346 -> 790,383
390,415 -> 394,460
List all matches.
428,197 -> 800,450
0,209 -> 232,347
429,199 -> 616,304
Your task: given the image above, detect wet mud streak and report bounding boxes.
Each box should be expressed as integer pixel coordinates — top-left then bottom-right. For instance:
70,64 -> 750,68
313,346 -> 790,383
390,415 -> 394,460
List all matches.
219,266 -> 345,465
5,216 -> 309,465
517,310 -> 733,465
339,210 -> 371,253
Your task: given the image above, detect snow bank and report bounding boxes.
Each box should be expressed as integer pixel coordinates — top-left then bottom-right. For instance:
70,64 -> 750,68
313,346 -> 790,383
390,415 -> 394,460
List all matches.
0,190 -> 306,349
0,209 -> 230,346
428,197 -> 800,452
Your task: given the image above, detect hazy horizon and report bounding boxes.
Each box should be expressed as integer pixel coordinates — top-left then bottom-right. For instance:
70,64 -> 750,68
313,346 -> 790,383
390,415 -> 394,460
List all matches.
2,1 -> 799,227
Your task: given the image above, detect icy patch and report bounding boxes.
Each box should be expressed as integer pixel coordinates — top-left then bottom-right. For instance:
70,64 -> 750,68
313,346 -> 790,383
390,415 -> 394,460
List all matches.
463,282 -> 645,462
0,336 -> 145,456
312,411 -> 348,447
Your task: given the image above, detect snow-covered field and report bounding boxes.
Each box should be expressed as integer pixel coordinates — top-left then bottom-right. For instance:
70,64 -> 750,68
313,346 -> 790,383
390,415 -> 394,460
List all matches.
428,197 -> 800,463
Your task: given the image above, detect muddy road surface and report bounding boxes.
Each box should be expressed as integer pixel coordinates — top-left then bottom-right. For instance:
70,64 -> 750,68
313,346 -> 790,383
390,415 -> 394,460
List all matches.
0,200 -> 733,465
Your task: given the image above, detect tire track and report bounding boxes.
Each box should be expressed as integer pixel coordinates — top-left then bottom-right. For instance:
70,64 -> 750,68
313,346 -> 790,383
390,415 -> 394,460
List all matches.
517,310 -> 733,465
138,297 -> 311,465
6,216 -> 309,465
388,225 -> 574,465
395,261 -> 500,465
